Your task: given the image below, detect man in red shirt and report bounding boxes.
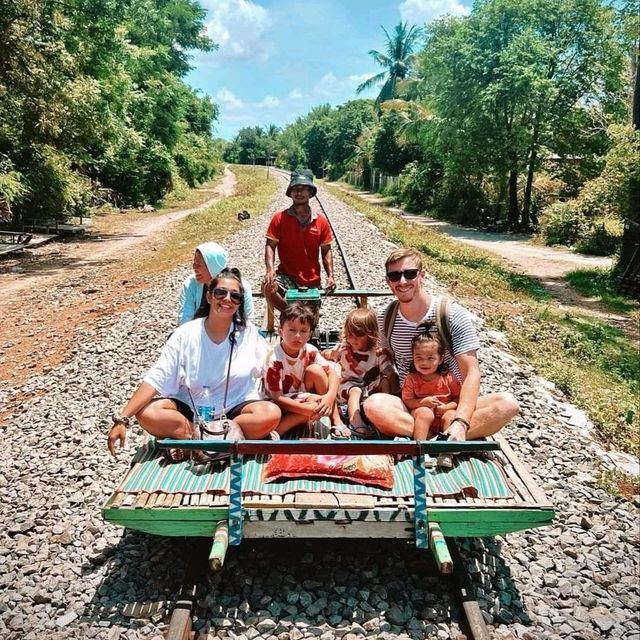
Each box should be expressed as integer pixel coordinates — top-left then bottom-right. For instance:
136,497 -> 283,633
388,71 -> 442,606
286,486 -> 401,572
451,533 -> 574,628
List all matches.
263,169 -> 336,312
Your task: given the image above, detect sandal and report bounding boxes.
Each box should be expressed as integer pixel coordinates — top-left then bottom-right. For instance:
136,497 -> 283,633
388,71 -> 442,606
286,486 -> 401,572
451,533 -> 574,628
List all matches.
308,417 -> 331,439
348,422 -> 378,440
330,425 -> 351,440
161,447 -> 187,464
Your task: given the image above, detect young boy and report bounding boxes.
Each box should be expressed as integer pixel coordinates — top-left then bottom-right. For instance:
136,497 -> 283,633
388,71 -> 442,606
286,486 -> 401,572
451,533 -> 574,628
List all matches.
264,303 -> 341,437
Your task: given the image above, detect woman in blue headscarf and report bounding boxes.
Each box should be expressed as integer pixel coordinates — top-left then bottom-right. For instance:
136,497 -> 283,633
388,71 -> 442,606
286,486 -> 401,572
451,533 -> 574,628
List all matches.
178,242 -> 254,325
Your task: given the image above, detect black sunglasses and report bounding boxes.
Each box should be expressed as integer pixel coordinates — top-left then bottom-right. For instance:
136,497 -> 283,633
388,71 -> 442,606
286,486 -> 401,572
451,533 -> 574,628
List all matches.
386,268 -> 420,282
220,267 -> 241,277
212,287 -> 242,304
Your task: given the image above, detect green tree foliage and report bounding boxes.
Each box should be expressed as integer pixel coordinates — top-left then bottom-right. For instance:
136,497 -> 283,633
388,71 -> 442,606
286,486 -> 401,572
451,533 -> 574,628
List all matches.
356,22 -> 423,104
538,125 -> 638,254
416,0 -> 626,229
223,126 -> 280,166
0,0 -> 221,224
272,101 -> 375,179
371,110 -> 419,175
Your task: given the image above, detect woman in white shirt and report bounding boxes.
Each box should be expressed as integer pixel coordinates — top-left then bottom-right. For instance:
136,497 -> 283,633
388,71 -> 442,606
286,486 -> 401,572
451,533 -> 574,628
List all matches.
108,268 -> 280,459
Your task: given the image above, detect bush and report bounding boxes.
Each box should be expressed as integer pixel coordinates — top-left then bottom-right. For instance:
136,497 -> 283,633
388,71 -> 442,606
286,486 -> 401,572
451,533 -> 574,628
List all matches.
575,218 -> 623,255
398,160 -> 442,211
432,176 -> 487,223
174,133 -> 220,187
537,201 -> 590,246
102,132 -> 174,205
19,145 -> 91,222
537,125 -> 638,254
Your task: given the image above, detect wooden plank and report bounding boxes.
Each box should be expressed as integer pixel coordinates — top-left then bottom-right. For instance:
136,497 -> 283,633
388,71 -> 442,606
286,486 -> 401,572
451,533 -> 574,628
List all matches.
335,494 -> 376,509
135,493 -> 149,508
291,493 -> 339,508
105,492 -> 126,509
493,433 -> 551,506
501,457 -> 535,503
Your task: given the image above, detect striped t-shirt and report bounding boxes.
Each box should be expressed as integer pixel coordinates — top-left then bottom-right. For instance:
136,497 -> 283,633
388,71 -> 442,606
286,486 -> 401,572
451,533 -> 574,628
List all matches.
377,297 -> 480,385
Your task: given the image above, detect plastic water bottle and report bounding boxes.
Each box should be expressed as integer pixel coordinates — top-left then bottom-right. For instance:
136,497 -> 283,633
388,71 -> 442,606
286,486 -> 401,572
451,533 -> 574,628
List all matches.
196,385 -> 215,425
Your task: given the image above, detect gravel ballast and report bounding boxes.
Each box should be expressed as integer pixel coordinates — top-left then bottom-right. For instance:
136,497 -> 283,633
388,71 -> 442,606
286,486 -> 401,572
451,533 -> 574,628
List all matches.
0,172 -> 638,640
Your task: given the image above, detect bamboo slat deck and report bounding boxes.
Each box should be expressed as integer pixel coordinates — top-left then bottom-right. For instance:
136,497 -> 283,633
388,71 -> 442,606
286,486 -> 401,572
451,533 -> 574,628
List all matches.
103,433 -> 554,539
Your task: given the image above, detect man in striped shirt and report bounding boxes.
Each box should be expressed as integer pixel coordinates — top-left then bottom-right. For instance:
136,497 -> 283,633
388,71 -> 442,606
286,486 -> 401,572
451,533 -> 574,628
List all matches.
363,248 -> 519,441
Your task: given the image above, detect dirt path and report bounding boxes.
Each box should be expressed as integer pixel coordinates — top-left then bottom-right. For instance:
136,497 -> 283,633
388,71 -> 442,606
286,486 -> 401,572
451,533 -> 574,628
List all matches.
0,167 -> 236,296
334,186 -> 636,340
0,168 -> 236,416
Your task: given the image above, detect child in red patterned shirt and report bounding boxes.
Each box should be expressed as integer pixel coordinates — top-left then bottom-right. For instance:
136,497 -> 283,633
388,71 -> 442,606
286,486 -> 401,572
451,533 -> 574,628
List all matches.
264,303 -> 340,437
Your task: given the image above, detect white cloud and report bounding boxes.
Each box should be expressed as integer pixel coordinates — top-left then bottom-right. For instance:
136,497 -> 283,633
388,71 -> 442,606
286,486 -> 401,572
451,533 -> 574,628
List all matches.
288,88 -> 303,100
258,95 -> 280,108
215,88 -> 243,110
399,0 -> 470,25
347,73 -> 373,88
204,0 -> 271,60
313,72 -> 341,97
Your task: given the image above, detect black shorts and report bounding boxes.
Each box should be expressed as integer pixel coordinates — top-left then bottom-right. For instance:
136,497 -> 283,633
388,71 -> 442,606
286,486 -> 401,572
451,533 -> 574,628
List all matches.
162,397 -> 258,422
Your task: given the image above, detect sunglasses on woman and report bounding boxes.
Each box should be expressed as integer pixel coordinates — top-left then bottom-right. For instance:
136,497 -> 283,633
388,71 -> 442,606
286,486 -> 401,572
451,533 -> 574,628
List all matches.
211,287 -> 242,304
386,268 -> 420,282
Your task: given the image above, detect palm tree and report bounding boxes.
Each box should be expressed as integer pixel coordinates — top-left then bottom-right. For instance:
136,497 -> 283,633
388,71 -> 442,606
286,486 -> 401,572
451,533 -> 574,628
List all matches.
356,22 -> 424,104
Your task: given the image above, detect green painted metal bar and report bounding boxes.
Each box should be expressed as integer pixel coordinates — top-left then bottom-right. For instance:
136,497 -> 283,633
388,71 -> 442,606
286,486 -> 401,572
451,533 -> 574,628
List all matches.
157,439 -> 500,456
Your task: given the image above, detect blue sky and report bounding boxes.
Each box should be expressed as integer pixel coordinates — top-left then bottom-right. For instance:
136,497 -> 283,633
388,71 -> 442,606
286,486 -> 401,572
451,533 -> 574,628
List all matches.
186,0 -> 472,140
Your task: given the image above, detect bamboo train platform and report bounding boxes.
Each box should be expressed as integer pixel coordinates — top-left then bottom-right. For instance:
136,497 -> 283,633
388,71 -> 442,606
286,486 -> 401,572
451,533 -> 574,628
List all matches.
103,433 -> 554,544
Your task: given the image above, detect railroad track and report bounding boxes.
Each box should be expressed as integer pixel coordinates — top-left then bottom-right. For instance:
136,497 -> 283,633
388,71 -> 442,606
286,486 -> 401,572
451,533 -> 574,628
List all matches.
161,168 -> 494,640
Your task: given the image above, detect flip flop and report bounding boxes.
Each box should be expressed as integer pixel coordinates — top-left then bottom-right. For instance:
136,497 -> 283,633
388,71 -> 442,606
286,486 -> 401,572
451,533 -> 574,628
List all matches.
330,425 -> 351,440
348,422 -> 378,440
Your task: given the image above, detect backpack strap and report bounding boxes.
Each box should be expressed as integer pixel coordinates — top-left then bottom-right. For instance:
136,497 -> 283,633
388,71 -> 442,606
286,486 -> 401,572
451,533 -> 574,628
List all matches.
435,296 -> 453,355
383,300 -> 400,345
385,295 -> 453,354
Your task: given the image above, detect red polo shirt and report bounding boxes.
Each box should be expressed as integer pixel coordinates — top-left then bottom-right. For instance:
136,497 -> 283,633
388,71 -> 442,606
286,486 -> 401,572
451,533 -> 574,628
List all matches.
266,208 -> 332,287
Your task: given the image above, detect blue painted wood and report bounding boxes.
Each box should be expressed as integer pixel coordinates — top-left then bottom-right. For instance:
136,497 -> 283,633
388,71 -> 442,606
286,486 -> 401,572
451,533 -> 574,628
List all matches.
228,454 -> 243,546
413,453 -> 428,549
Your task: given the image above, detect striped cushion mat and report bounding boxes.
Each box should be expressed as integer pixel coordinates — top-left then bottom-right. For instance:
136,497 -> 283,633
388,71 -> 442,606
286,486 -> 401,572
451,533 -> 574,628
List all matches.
118,441 -> 512,500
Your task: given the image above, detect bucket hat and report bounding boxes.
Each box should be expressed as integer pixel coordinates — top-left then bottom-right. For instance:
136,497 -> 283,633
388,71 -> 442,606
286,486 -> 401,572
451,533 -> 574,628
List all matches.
286,169 -> 317,197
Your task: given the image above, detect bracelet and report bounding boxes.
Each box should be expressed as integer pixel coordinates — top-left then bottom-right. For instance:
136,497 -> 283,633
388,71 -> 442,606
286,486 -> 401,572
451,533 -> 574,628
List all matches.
112,414 -> 131,428
451,417 -> 470,432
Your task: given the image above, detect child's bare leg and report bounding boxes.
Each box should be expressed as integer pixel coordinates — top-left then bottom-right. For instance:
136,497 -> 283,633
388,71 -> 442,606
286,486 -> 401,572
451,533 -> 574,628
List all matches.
331,403 -> 344,426
275,411 -> 308,436
437,409 -> 457,469
412,407 -> 435,440
303,364 -> 329,394
440,409 -> 456,433
379,371 -> 400,395
347,386 -> 365,426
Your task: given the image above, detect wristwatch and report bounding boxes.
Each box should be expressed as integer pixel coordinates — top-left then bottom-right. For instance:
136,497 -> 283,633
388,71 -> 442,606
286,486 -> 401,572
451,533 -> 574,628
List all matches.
450,417 -> 470,432
112,414 -> 132,428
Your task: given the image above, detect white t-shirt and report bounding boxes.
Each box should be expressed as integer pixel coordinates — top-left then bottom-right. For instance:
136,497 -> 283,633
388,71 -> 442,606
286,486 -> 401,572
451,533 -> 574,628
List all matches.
377,296 -> 480,385
144,318 -> 267,417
